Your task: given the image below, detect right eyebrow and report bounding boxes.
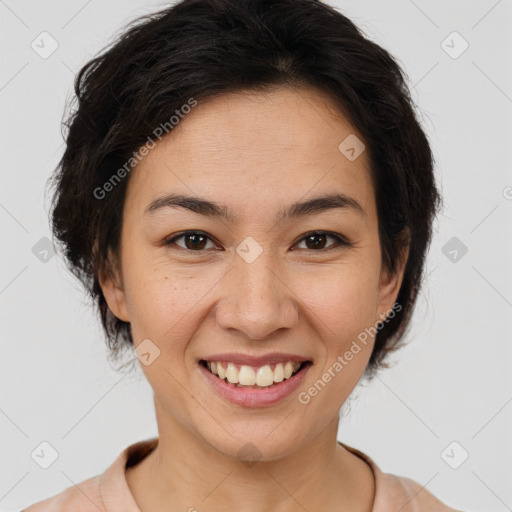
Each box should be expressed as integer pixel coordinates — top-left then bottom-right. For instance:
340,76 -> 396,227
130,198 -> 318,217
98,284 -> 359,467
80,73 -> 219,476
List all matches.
144,193 -> 236,221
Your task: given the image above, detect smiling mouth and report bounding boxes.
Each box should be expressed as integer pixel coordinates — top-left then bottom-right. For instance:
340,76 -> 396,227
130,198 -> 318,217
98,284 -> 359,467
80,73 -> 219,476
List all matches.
199,360 -> 312,388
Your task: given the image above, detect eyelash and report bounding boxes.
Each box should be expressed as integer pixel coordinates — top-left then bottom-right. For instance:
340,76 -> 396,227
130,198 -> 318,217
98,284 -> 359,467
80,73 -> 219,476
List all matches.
163,230 -> 352,253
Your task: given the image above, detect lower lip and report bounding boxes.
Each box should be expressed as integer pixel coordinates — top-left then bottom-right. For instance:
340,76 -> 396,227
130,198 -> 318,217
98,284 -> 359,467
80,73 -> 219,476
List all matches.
198,362 -> 311,407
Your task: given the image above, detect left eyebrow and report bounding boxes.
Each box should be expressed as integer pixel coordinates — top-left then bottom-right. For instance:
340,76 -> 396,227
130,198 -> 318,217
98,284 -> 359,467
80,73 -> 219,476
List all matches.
143,192 -> 366,221
282,192 -> 366,220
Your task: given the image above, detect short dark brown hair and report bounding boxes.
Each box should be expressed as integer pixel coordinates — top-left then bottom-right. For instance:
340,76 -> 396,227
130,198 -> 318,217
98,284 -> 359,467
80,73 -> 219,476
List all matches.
49,0 -> 441,378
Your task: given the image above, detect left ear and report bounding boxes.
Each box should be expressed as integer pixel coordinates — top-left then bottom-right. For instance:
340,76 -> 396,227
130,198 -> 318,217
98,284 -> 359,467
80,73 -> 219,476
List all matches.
376,228 -> 410,321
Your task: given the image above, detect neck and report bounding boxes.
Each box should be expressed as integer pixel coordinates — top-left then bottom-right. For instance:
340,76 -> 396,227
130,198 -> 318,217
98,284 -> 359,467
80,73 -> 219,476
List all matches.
126,396 -> 375,512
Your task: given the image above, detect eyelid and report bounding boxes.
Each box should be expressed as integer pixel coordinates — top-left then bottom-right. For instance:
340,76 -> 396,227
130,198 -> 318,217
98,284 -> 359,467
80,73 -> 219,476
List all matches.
164,230 -> 352,252
164,230 -> 218,251
293,231 -> 352,250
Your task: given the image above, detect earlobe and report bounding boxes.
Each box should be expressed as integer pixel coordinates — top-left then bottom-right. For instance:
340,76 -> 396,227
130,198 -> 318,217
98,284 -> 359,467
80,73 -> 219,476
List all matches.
98,251 -> 130,323
377,229 -> 409,321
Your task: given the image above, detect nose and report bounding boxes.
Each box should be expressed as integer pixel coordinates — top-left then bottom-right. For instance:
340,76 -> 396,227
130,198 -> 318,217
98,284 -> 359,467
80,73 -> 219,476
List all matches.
214,249 -> 299,341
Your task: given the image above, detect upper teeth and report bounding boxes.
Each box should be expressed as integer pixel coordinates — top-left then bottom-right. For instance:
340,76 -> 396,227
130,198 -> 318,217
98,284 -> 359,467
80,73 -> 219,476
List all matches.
206,361 -> 302,387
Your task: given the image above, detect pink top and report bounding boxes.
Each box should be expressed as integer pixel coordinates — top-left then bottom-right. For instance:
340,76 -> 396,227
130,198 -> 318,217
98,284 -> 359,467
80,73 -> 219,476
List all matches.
23,437 -> 461,511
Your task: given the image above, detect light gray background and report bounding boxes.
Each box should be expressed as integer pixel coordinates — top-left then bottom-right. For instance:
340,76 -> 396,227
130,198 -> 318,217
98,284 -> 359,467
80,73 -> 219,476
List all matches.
1,1 -> 511,510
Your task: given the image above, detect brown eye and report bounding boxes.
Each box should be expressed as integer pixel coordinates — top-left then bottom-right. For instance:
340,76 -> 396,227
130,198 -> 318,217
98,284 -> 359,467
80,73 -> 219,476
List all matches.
295,231 -> 350,251
304,233 -> 329,250
165,231 -> 216,251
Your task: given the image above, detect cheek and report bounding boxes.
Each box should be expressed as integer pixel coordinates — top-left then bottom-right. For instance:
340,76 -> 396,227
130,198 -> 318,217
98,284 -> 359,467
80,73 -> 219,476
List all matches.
122,253 -> 218,345
300,262 -> 381,343
296,268 -> 380,416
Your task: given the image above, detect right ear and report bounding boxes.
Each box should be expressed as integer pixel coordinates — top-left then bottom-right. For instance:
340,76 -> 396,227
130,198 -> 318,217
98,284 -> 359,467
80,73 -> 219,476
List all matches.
97,245 -> 130,323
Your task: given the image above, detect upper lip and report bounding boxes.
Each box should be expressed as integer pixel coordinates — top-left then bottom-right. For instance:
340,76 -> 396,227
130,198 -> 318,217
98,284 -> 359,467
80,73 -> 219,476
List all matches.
200,352 -> 312,367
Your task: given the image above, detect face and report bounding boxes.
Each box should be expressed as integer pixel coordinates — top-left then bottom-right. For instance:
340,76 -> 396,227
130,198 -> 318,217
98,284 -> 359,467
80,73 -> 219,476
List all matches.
100,86 -> 407,461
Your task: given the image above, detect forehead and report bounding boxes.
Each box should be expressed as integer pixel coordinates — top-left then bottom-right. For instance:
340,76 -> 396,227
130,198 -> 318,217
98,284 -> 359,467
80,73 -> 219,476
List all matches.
125,86 -> 375,221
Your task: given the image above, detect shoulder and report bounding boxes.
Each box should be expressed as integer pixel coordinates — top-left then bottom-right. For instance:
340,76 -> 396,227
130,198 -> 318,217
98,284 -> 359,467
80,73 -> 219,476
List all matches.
381,472 -> 462,511
21,475 -> 105,512
21,437 -> 158,512
339,441 -> 462,512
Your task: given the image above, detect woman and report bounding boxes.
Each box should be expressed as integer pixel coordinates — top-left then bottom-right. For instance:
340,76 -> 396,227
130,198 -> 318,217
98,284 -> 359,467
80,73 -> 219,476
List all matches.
24,0 -> 461,510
